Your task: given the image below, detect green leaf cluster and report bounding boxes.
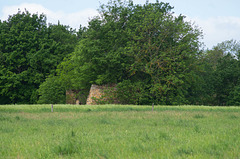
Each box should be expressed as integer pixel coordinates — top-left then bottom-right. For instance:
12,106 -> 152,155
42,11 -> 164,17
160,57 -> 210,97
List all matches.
2,1 -> 240,106
37,75 -> 65,104
57,0 -> 203,105
191,40 -> 240,106
0,10 -> 78,104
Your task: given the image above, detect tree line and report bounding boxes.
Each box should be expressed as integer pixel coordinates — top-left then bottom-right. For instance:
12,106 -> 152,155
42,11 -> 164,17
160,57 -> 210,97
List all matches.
0,0 -> 240,106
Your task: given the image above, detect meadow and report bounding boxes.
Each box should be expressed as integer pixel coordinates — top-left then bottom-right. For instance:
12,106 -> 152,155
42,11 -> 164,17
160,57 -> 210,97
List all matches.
0,105 -> 240,158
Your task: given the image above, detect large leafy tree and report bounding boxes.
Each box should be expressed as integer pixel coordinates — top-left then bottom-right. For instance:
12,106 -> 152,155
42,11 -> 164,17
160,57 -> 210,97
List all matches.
124,2 -> 202,104
37,25 -> 87,104
58,0 -> 203,105
194,40 -> 240,106
37,75 -> 65,104
0,10 -> 78,104
211,40 -> 240,105
58,1 -> 134,90
214,54 -> 239,105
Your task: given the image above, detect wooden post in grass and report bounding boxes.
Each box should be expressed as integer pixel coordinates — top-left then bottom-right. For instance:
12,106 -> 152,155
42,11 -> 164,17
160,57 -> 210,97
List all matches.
152,103 -> 154,112
51,104 -> 53,112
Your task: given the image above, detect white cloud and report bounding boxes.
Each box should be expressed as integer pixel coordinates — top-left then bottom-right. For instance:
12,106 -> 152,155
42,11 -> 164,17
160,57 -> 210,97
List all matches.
59,8 -> 99,28
191,16 -> 240,48
1,3 -> 99,29
2,3 -> 51,20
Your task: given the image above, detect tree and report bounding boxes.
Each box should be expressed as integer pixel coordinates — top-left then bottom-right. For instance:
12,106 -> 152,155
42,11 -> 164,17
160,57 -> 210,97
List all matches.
195,40 -> 240,106
213,54 -> 239,105
227,85 -> 240,106
37,75 -> 65,104
215,39 -> 240,59
0,10 -> 78,104
58,0 -> 134,92
37,25 -> 88,104
58,0 -> 203,105
124,2 -> 203,105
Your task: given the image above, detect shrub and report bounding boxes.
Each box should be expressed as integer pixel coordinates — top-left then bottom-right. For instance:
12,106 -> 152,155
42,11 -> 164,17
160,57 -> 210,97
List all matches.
37,75 -> 65,104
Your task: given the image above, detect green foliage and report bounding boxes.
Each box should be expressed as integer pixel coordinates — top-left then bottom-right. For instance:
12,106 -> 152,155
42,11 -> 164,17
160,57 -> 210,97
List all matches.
213,54 -> 239,105
1,1 -> 240,106
214,39 -> 240,59
189,40 -> 240,106
0,10 -> 47,104
115,80 -> 151,105
58,4 -> 132,89
0,10 -> 78,104
58,0 -> 203,105
37,75 -> 65,104
125,2 -> 202,105
227,85 -> 240,106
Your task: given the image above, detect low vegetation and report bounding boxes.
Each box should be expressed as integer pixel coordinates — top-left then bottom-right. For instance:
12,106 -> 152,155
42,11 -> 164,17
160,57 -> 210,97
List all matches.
1,105 -> 239,158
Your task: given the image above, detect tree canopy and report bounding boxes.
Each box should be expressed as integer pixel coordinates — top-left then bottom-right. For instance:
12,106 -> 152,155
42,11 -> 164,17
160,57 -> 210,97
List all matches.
0,10 -> 78,104
56,0 -> 203,105
1,1 -> 240,106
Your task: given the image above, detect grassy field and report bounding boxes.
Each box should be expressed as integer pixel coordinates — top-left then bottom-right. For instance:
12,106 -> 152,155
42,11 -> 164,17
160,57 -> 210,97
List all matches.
0,105 -> 240,158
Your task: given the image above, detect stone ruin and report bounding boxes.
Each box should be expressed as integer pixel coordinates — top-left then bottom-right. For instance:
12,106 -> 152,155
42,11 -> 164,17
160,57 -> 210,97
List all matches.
66,90 -> 80,105
86,84 -> 119,105
66,84 -> 119,105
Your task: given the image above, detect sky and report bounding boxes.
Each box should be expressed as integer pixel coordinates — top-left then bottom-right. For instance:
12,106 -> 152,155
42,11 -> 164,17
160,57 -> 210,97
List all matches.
0,0 -> 240,49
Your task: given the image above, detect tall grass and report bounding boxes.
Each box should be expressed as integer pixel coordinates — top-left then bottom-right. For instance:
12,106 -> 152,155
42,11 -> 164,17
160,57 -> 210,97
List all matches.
0,105 -> 239,158
1,104 -> 239,113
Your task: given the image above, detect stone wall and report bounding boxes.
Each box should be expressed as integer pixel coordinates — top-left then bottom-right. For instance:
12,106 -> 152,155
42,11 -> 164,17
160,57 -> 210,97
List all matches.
86,84 -> 118,105
66,90 -> 79,105
66,89 -> 87,105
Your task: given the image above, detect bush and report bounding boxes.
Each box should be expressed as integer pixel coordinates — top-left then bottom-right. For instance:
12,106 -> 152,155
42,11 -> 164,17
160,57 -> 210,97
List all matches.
116,80 -> 151,105
37,75 -> 65,104
227,85 -> 240,106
